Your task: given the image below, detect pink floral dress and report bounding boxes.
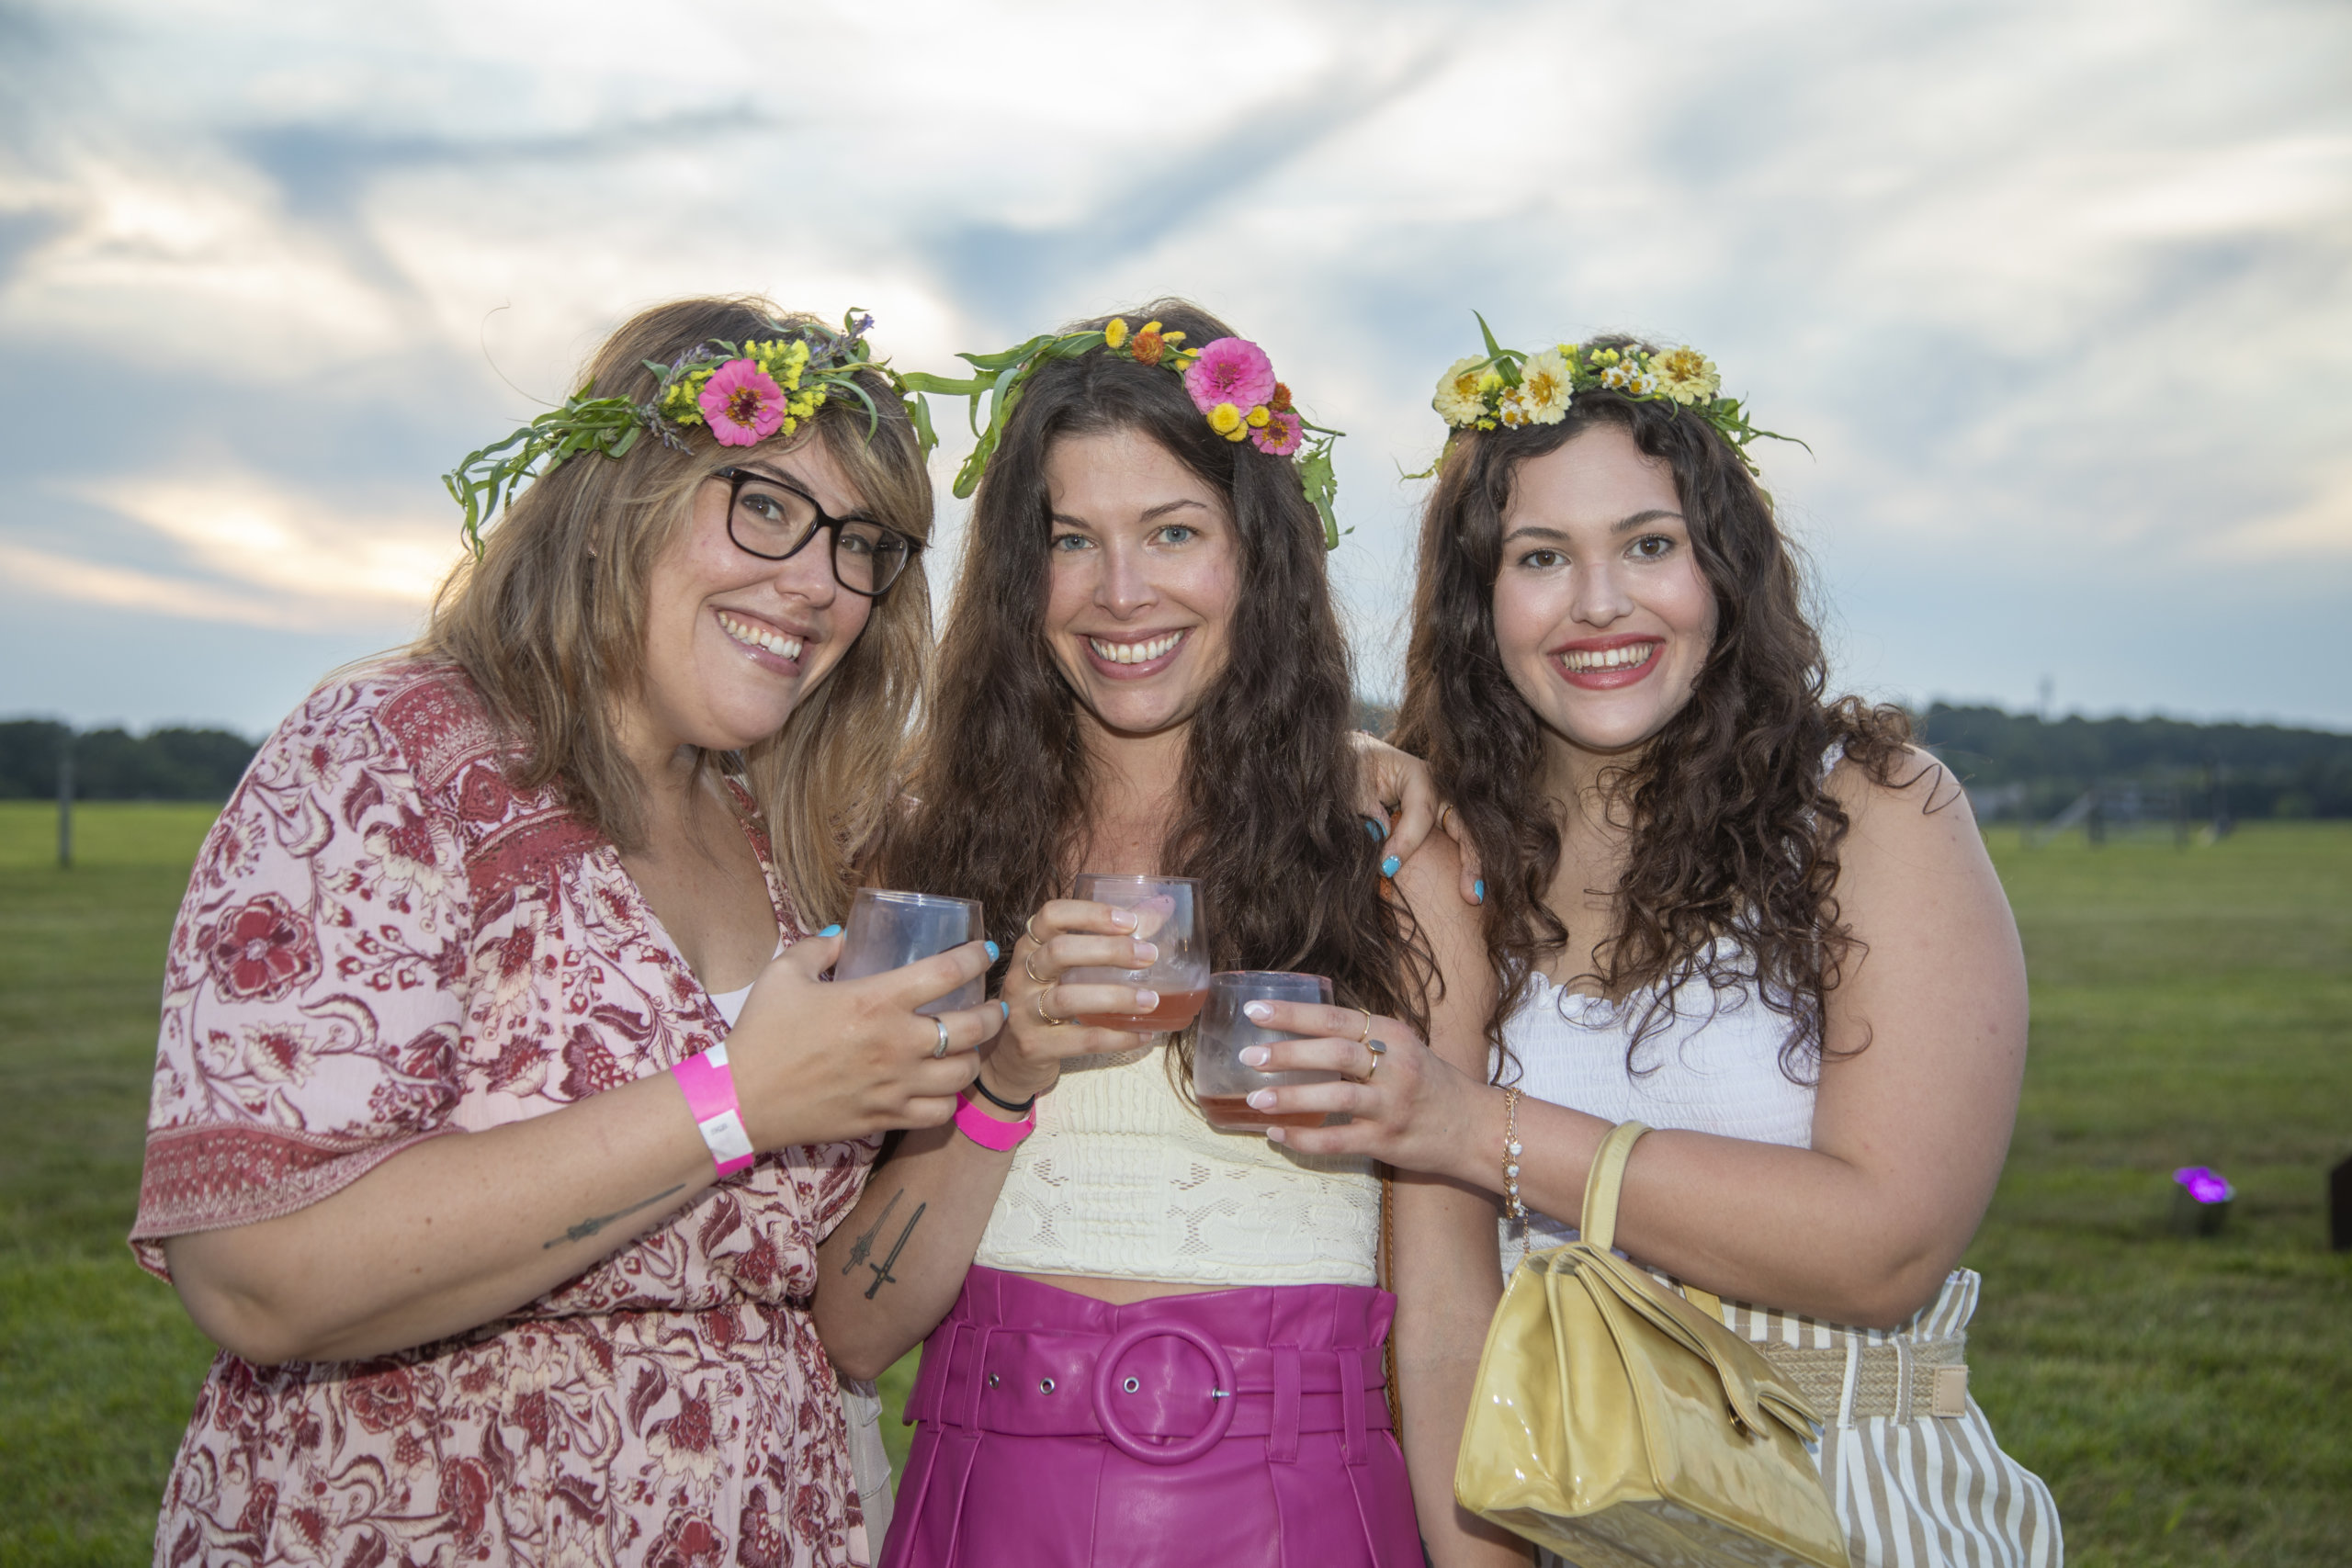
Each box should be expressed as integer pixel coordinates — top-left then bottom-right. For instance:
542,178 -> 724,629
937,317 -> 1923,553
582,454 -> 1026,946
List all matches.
131,661 -> 878,1567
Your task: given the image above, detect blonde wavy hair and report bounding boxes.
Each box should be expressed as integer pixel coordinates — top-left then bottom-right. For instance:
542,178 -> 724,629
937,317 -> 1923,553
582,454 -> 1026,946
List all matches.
418,295 -> 933,926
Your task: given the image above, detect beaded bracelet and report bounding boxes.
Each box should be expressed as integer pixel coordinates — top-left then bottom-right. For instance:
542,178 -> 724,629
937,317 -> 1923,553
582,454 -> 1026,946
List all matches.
1501,1086 -> 1527,1229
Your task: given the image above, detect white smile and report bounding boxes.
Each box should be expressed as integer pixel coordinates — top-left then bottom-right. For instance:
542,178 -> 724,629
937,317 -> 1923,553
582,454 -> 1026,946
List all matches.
1087,630 -> 1186,665
1557,643 -> 1657,672
719,612 -> 804,662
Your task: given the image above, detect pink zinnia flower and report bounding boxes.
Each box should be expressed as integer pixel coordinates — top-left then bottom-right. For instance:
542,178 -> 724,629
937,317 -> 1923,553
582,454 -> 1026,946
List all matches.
1250,408 -> 1304,457
1182,337 -> 1276,416
698,359 -> 786,446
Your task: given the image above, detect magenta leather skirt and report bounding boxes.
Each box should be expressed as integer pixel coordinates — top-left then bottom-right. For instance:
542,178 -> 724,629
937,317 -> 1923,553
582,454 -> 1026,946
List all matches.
877,1267 -> 1421,1568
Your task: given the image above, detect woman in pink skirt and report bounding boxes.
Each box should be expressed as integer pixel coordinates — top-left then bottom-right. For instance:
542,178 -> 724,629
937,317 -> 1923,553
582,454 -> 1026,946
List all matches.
810,300 -> 1482,1568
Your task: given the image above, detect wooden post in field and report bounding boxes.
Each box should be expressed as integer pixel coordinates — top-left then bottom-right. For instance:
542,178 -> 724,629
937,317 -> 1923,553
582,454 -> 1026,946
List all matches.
56,736 -> 74,870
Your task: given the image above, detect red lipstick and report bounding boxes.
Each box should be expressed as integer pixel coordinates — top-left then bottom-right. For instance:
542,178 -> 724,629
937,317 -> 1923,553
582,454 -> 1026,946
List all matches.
1548,633 -> 1662,692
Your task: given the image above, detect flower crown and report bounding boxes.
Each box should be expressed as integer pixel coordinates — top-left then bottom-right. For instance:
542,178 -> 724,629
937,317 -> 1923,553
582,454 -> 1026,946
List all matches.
902,318 -> 1347,548
1425,313 -> 1799,476
442,310 -> 935,555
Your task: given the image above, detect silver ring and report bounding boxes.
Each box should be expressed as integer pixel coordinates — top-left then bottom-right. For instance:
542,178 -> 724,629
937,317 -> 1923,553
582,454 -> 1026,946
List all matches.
932,1016 -> 952,1058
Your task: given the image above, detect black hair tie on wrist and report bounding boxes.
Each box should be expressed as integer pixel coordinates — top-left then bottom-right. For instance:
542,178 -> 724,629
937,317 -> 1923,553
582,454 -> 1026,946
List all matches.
969,1075 -> 1037,1116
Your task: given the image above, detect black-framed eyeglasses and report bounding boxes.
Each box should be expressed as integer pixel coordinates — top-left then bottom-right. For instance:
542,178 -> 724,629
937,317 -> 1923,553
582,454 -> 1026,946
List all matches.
713,467 -> 921,599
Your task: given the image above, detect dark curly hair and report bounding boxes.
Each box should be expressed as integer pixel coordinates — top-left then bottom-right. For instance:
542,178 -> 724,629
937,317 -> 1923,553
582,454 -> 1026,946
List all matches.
876,299 -> 1430,1084
1392,336 -> 1917,1082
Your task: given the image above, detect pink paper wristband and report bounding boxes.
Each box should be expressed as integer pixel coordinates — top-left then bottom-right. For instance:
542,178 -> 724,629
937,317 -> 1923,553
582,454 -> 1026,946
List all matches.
673,1043 -> 756,1178
953,1089 -> 1035,1152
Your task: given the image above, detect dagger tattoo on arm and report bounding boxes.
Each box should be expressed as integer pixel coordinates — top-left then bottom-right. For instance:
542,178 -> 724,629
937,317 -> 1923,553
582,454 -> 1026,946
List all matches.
840,1188 -> 906,1276
865,1202 -> 927,1300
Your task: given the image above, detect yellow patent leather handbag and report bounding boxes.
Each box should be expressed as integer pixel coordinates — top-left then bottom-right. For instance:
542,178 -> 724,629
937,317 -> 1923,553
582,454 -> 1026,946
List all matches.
1453,1121 -> 1851,1568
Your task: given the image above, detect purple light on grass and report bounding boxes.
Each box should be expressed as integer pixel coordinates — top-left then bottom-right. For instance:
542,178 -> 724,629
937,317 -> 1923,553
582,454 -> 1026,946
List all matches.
2174,1166 -> 2233,1204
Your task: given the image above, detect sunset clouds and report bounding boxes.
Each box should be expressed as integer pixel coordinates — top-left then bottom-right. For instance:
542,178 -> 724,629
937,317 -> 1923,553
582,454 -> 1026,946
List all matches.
3,0 -> 2346,730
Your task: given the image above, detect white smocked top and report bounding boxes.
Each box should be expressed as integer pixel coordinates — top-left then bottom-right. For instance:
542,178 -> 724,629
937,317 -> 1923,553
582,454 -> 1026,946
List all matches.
1498,949 -> 1817,1274
974,1042 -> 1380,1285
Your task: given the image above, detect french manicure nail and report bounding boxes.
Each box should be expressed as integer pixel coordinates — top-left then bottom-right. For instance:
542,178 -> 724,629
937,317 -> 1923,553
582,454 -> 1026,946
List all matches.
984,941 -> 1001,962
818,924 -> 842,938
1111,910 -> 1137,930
1473,879 -> 1486,904
1136,990 -> 1159,1009
1239,1045 -> 1270,1067
1247,1089 -> 1276,1110
1243,1000 -> 1274,1021
1381,855 -> 1401,878
1134,942 -> 1159,964
1265,1127 -> 1288,1144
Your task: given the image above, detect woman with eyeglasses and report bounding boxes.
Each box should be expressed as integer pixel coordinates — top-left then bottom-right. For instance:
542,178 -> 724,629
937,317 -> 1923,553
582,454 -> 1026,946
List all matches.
131,298 -> 1002,1566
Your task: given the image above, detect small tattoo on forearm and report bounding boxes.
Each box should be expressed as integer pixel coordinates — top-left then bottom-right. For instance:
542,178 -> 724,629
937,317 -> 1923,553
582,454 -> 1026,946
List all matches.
543,1184 -> 688,1249
865,1202 -> 927,1299
841,1189 -> 905,1276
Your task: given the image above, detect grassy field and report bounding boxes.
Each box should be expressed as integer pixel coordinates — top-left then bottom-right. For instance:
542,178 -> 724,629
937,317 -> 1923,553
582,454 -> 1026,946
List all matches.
0,802 -> 2345,1564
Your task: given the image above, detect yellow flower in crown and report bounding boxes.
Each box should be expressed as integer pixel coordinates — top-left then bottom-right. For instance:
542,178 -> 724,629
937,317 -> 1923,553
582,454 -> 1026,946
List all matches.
1431,356 -> 1489,425
1649,345 -> 1720,406
1206,402 -> 1247,439
1512,347 -> 1574,424
1103,318 -> 1130,350
1599,355 -> 1657,395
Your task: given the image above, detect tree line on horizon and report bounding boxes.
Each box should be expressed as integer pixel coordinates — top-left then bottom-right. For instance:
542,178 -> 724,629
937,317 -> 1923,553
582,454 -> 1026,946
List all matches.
4,705 -> 2348,820
1913,704 -> 2352,822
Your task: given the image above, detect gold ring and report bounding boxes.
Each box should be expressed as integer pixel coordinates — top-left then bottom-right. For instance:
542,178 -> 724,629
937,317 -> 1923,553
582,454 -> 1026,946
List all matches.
1035,993 -> 1071,1028
1023,950 -> 1051,987
1355,1008 -> 1374,1044
1363,1036 -> 1386,1078
1023,913 -> 1045,943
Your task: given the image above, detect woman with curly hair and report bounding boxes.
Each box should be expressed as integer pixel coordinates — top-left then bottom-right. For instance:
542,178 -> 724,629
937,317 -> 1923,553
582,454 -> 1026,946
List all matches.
1239,333 -> 2062,1566
131,298 -> 1001,1566
810,300 -> 1464,1568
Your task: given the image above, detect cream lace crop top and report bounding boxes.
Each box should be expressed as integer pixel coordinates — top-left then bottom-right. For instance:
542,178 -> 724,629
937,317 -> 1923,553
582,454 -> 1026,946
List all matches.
973,1042 -> 1380,1286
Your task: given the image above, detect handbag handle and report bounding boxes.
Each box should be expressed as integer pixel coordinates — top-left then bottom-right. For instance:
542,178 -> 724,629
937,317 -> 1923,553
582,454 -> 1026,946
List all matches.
1580,1122 -> 1733,1325
1577,1120 -> 1651,1251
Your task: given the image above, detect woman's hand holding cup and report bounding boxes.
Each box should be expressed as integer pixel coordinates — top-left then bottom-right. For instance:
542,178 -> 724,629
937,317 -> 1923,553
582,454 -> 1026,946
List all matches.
994,899 -> 1162,1101
1226,998 -> 1478,1178
725,931 -> 1005,1146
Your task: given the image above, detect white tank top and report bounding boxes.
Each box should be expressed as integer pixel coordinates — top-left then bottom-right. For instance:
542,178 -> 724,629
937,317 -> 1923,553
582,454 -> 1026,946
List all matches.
1498,938 -> 1817,1269
976,1042 -> 1379,1285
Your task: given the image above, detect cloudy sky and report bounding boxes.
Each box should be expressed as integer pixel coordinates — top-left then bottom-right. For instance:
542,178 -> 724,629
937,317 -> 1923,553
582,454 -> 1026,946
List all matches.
3,0 -> 2347,737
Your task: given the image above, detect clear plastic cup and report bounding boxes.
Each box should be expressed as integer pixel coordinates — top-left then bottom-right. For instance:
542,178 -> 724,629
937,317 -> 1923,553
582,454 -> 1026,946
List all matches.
832,888 -> 985,1016
1194,971 -> 1336,1131
1061,874 -> 1210,1032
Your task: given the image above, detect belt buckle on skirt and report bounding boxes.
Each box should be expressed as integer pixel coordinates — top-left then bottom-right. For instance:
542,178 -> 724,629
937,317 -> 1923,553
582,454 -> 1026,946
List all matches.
1090,1321 -> 1238,1464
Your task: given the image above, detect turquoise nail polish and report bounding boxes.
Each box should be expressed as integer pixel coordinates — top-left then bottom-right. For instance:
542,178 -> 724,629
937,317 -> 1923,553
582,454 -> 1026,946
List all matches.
984,941 -> 1001,963
1473,879 -> 1486,904
1000,999 -> 1010,1019
818,923 -> 842,938
1381,854 -> 1400,878
1363,817 -> 1387,841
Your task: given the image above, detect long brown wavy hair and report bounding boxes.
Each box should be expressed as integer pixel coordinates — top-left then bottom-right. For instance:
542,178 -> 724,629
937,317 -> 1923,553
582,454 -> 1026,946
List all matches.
1393,337 -> 1915,1081
877,299 -> 1430,1081
420,295 -> 934,926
